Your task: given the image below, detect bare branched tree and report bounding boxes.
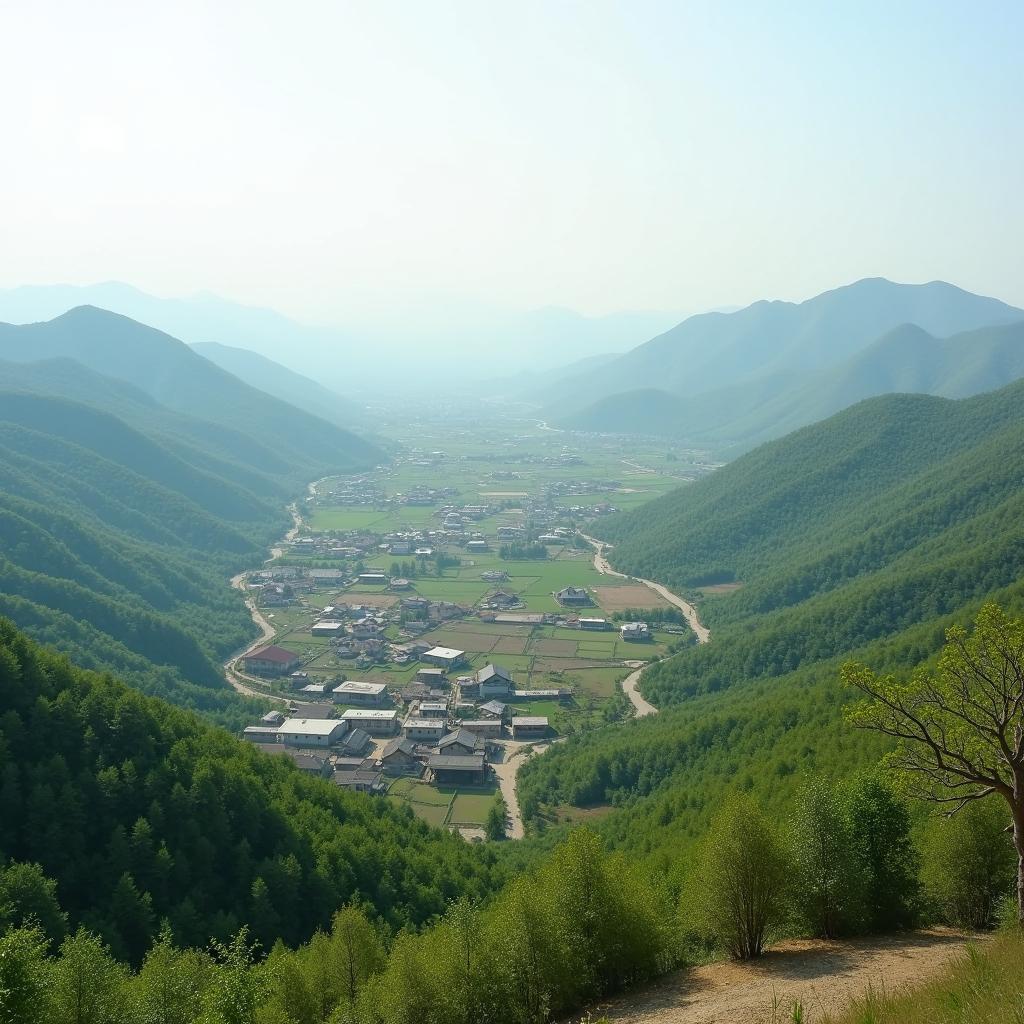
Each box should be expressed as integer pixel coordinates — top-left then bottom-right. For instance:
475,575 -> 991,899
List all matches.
843,603 -> 1024,922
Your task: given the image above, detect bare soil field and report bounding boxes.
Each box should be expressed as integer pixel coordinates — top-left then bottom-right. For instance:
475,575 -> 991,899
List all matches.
587,930 -> 978,1024
593,584 -> 671,611
492,636 -> 529,655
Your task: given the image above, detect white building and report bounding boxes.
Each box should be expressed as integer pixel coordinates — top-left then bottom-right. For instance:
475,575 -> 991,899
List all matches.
403,718 -> 447,742
276,718 -> 348,748
422,646 -> 465,669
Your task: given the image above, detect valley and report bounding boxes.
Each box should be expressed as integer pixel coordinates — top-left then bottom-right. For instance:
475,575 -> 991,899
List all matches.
225,408 -> 713,837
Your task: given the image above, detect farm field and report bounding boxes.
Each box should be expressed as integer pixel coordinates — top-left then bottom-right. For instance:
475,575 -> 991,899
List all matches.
387,777 -> 498,830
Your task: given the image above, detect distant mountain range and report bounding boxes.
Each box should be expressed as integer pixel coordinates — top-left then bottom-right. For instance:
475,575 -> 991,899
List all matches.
545,278 -> 1024,447
0,306 -> 383,488
0,282 -> 684,388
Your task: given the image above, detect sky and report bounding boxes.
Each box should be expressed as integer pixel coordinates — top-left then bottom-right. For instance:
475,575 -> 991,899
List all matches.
1,0 -> 1022,330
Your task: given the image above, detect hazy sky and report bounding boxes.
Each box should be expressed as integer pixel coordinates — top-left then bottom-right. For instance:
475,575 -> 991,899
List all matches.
2,1 -> 1022,325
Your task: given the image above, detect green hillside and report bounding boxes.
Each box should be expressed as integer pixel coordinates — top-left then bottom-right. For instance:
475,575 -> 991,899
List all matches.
192,340 -> 363,429
559,320 -> 1024,447
0,390 -> 293,726
0,620 -> 504,963
0,306 -> 383,486
518,380 -> 1024,865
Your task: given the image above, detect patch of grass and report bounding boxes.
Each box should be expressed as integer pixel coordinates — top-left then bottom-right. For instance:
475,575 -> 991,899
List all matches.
823,932 -> 1014,1024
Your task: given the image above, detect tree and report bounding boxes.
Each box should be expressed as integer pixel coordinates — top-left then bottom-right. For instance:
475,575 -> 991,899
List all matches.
844,772 -> 919,931
789,778 -> 866,938
485,794 -> 506,841
921,798 -> 1016,929
49,928 -> 132,1024
133,922 -> 213,1024
0,925 -> 49,1024
844,604 -> 1024,923
684,794 -> 789,958
0,862 -> 67,945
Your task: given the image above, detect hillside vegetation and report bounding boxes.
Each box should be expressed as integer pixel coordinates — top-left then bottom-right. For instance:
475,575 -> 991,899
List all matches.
0,306 -> 383,488
519,380 -> 1024,865
0,311 -> 387,722
0,621 -> 505,963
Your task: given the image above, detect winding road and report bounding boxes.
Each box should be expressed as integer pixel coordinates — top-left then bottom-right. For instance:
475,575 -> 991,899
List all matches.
580,533 -> 711,717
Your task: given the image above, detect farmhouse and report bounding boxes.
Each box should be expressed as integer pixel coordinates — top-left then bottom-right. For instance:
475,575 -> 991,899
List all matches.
513,688 -> 570,700
478,700 -> 509,721
476,664 -> 514,698
422,646 -> 465,669
579,617 -> 610,631
311,620 -> 346,637
276,718 -> 348,748
438,728 -> 485,757
555,587 -> 591,607
380,738 -> 422,776
460,719 -> 503,739
339,728 -> 372,756
511,716 -> 550,740
332,680 -> 389,707
416,667 -> 447,686
242,645 -> 300,677
335,770 -> 386,794
339,709 -> 399,736
299,683 -> 329,698
427,754 -> 486,785
403,718 -> 447,743
261,709 -> 285,726
282,751 -> 332,778
620,621 -> 652,641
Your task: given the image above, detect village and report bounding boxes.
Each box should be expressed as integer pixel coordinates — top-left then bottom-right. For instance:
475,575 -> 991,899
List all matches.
230,414 -> 710,838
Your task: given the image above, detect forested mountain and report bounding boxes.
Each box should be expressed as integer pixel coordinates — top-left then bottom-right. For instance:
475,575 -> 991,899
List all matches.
519,379 -> 1024,864
545,278 -> 1023,444
192,340 -> 362,429
0,306 -> 383,484
558,320 -> 1024,447
0,621 -> 505,963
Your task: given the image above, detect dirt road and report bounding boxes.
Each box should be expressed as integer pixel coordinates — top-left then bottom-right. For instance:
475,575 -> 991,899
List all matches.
580,534 -> 710,716
491,741 -> 548,839
589,930 -> 978,1024
620,662 -> 659,717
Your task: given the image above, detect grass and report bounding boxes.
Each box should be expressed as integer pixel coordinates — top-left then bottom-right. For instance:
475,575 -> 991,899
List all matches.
823,930 -> 1020,1024
449,790 -> 498,825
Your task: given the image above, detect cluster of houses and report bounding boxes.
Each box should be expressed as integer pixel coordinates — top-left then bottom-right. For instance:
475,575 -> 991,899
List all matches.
242,662 -> 554,797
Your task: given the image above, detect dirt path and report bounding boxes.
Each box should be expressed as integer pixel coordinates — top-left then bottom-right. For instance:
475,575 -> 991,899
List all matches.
491,741 -> 542,839
620,661 -> 659,717
580,534 -> 710,716
589,930 -> 978,1024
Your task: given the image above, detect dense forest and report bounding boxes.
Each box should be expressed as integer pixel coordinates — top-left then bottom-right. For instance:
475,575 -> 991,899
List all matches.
519,382 -> 1024,867
0,621 -> 507,966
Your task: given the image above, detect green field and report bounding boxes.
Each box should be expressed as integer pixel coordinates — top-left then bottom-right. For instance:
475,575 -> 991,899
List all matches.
388,777 -> 498,830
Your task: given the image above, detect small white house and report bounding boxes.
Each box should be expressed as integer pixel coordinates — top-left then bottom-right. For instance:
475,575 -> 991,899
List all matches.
340,708 -> 399,736
276,718 -> 348,748
403,718 -> 447,742
332,680 -> 389,707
